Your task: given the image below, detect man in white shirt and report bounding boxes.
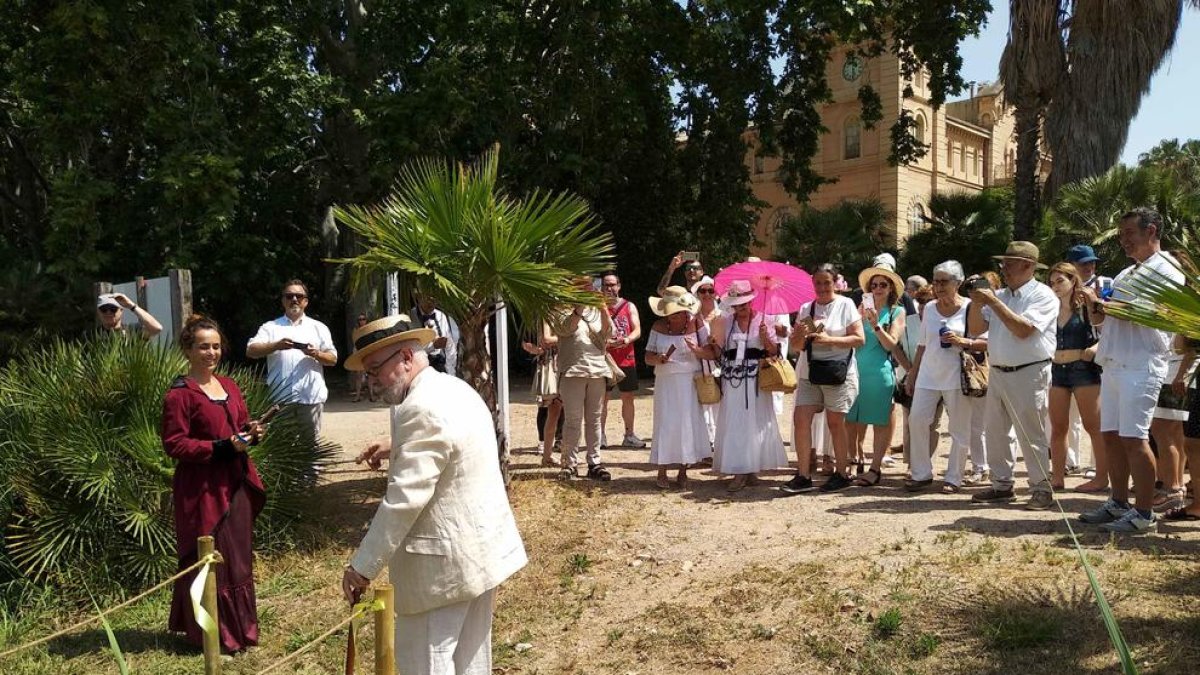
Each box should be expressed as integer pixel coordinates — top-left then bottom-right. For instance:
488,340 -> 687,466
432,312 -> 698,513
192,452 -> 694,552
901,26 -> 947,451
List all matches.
411,292 -> 462,376
967,241 -> 1059,510
1079,208 -> 1185,533
247,280 -> 338,442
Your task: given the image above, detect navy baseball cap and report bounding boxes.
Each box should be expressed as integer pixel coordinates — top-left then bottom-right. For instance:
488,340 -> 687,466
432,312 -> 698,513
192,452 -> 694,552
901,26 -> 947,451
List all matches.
1066,245 -> 1100,264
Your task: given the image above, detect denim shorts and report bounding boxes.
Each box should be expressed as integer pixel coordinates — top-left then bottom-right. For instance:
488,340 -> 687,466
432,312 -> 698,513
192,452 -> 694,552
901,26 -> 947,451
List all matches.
1051,360 -> 1102,389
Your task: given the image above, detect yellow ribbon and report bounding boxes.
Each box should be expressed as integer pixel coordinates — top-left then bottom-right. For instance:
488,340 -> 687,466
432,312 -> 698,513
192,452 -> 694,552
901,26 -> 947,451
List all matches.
189,554 -> 219,636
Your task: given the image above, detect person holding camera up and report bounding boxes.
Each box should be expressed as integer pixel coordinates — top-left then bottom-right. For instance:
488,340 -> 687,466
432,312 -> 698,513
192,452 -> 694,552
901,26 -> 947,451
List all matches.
247,279 -> 337,445
966,242 -> 1059,511
411,292 -> 461,376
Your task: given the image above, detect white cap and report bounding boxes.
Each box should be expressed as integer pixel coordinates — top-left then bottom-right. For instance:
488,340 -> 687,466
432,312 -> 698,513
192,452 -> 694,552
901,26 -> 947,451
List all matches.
97,294 -> 121,309
872,253 -> 896,271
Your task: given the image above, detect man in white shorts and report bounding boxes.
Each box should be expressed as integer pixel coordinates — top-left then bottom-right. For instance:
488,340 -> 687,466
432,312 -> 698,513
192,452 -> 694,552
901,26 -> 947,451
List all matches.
1079,208 -> 1185,533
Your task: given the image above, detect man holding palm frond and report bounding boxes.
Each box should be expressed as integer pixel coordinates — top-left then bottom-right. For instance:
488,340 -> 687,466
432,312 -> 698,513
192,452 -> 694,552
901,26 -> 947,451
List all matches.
1079,208 -> 1185,534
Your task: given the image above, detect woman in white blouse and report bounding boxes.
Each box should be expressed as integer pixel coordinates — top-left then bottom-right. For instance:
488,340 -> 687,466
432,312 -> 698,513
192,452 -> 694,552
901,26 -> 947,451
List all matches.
904,260 -> 979,492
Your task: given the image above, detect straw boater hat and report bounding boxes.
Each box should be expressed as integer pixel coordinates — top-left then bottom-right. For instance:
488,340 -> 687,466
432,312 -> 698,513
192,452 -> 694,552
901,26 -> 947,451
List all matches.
992,241 -> 1048,269
344,314 -> 436,371
722,279 -> 757,307
857,266 -> 905,295
649,286 -> 700,317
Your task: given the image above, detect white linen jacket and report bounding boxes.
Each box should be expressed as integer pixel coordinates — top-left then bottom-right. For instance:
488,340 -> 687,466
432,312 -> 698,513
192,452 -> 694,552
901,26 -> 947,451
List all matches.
349,367 -> 527,614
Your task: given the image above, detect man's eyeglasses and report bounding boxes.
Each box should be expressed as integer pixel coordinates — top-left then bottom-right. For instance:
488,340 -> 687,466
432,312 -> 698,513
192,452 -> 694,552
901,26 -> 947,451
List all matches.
931,278 -> 956,285
98,306 -> 119,314
365,348 -> 405,378
684,264 -> 702,271
283,293 -> 307,301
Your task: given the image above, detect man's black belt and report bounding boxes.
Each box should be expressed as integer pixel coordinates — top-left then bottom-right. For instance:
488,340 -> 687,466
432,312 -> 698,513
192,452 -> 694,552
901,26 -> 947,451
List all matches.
992,358 -> 1051,373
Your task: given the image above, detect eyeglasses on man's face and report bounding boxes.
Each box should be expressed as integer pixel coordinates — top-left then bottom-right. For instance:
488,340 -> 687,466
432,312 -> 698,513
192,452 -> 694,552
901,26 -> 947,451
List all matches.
99,306 -> 120,314
365,348 -> 406,378
283,293 -> 307,301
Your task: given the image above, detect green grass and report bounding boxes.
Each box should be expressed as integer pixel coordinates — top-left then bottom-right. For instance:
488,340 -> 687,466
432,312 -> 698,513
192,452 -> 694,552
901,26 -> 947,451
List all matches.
873,607 -> 903,639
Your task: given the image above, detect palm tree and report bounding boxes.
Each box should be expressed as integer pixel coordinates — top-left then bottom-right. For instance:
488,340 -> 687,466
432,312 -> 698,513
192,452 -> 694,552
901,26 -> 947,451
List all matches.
897,189 -> 1013,280
1042,164 -> 1200,265
774,198 -> 890,272
1002,0 -> 1191,239
332,146 -> 615,476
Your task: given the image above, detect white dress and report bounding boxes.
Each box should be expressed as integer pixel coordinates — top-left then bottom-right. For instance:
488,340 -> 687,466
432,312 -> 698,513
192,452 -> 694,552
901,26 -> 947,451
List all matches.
647,329 -> 713,465
713,313 -> 788,474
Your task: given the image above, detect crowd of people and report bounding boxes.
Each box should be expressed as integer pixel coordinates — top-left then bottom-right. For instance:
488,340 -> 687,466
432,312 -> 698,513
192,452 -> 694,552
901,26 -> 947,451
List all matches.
142,206 -> 1198,670
527,207 -> 1199,535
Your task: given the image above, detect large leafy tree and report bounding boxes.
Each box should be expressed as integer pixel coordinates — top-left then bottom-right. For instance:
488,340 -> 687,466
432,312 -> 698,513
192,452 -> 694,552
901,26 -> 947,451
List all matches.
1,0 -> 990,360
332,147 -> 614,475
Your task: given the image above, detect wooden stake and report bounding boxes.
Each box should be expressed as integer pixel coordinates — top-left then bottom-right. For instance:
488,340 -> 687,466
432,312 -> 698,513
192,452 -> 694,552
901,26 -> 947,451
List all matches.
373,583 -> 395,675
198,535 -> 221,674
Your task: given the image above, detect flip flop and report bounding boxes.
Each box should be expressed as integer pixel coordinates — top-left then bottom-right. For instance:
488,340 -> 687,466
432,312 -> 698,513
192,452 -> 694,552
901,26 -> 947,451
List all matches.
851,468 -> 881,487
1073,482 -> 1109,494
1162,507 -> 1200,522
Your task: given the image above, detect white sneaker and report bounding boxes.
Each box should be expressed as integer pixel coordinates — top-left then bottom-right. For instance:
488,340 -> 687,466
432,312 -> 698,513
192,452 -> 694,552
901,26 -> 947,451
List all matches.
881,455 -> 896,467
1099,508 -> 1157,534
623,433 -> 647,449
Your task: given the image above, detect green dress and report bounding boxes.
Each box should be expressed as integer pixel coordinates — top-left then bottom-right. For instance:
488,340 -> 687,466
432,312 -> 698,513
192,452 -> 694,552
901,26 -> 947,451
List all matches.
846,304 -> 902,425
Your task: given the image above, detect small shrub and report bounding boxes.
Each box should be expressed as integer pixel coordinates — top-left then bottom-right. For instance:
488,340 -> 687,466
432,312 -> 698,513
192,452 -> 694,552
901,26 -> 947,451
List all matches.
873,607 -> 903,639
566,553 -> 594,575
979,607 -> 1062,650
910,632 -> 940,658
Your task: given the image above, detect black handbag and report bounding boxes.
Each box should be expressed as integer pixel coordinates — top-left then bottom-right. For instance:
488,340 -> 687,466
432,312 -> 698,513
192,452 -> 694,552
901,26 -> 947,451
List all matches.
805,302 -> 853,385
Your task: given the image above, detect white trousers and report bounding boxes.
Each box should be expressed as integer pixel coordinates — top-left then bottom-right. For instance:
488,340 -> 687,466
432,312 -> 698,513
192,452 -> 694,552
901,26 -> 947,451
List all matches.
396,588 -> 495,675
908,387 -> 971,484
967,395 -> 990,472
986,364 -> 1051,494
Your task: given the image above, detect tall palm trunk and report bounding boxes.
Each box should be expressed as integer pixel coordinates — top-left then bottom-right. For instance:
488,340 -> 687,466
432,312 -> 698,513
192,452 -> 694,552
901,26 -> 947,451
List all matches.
458,311 -> 510,483
1011,106 -> 1043,240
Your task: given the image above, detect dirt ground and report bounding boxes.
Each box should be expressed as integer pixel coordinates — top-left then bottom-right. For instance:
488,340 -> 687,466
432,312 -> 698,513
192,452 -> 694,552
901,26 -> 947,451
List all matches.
321,380 -> 1200,674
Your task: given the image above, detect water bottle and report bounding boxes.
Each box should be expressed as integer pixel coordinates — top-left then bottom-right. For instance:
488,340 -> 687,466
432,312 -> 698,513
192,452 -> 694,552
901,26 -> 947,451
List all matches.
939,320 -> 951,348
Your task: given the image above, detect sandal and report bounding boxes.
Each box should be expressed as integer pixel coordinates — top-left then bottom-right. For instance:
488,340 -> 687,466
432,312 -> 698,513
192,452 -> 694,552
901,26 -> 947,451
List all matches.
541,456 -> 560,468
558,467 -> 575,480
1074,480 -> 1109,494
587,464 -> 612,482
904,478 -> 933,492
851,468 -> 881,487
675,471 -> 688,490
817,456 -> 836,476
941,482 -> 961,494
1162,507 -> 1200,522
727,475 -> 748,492
656,474 -> 671,490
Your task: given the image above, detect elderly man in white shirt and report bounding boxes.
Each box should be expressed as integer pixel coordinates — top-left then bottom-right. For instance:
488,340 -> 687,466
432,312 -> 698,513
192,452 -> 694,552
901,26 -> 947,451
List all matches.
966,242 -> 1059,510
247,279 -> 338,441
1078,208 -> 1186,533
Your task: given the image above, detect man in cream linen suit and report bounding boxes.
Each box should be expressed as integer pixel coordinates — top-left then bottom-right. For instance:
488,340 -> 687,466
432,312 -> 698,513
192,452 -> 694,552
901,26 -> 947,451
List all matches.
341,314 -> 527,675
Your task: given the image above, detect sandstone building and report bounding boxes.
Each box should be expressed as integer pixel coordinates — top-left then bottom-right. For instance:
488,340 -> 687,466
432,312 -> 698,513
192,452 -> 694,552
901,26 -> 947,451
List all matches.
748,49 -> 1045,257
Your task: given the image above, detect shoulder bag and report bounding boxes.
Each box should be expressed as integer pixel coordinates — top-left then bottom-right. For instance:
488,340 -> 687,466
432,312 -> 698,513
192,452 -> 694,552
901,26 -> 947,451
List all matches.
805,301 -> 853,385
959,302 -> 989,397
694,359 -> 723,404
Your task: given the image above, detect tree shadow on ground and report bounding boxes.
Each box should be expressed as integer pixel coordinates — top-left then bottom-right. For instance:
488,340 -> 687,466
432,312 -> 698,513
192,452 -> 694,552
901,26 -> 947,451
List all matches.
45,628 -> 196,659
300,476 -> 387,548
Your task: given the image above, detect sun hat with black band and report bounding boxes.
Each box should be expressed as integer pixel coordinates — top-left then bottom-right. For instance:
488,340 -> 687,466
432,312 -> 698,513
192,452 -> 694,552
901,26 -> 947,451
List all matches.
992,241 -> 1048,269
344,314 -> 436,371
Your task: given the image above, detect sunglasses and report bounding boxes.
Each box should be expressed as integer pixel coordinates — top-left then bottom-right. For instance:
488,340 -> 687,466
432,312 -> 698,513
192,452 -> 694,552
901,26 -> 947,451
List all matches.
283,293 -> 307,301
697,288 -> 715,295
684,264 -> 702,271
869,281 -> 891,289
98,306 -> 119,314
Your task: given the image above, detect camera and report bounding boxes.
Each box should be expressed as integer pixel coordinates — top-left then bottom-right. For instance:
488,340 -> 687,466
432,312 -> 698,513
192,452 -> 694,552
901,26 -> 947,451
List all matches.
967,277 -> 991,291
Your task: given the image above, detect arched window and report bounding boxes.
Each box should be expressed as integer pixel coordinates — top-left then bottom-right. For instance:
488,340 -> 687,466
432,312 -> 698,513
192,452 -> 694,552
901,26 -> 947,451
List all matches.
981,112 -> 994,127
908,200 -> 926,234
844,116 -> 862,160
914,112 -> 927,144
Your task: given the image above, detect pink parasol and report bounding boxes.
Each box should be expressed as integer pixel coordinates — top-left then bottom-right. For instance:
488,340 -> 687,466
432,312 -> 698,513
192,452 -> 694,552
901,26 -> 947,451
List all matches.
714,261 -> 815,315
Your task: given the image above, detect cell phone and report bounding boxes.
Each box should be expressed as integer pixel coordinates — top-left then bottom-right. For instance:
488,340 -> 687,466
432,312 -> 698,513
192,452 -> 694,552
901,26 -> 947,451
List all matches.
680,251 -> 700,263
861,294 -> 875,311
663,344 -> 677,360
291,342 -> 310,350
1099,278 -> 1114,299
257,404 -> 283,425
968,277 -> 991,291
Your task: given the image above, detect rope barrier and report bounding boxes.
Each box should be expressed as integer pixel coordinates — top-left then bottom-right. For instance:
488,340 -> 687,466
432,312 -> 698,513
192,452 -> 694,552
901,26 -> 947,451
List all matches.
256,599 -> 380,675
0,553 -> 220,659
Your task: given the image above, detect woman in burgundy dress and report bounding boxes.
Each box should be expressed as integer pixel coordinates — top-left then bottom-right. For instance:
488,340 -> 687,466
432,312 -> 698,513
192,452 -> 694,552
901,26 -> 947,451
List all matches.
161,315 -> 267,653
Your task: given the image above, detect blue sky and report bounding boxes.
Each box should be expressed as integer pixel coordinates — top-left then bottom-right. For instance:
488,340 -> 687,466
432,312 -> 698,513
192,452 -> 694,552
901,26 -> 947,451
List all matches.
957,3 -> 1199,165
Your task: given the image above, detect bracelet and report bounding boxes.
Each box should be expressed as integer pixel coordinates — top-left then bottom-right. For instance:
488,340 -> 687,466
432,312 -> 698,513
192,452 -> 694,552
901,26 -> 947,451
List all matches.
235,433 -> 251,445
